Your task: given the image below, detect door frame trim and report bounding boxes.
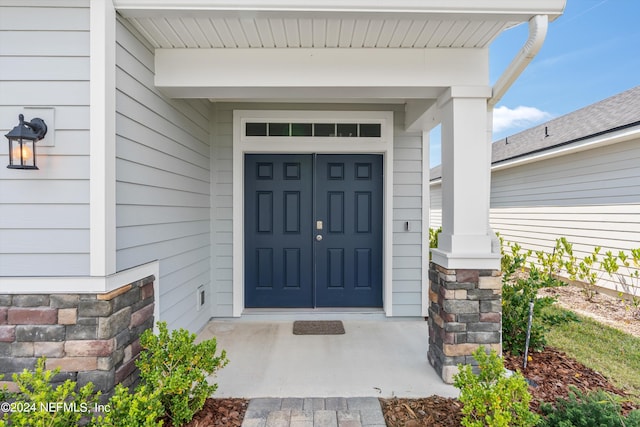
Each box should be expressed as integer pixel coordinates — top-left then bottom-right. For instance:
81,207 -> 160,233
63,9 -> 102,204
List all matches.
233,110 -> 394,317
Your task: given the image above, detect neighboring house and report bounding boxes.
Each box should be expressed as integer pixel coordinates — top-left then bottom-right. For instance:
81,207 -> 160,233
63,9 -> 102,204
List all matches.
431,85 -> 640,293
0,0 -> 565,388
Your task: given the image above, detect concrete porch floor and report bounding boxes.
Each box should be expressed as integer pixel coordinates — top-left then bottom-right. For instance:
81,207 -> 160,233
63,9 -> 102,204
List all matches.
197,318 -> 458,398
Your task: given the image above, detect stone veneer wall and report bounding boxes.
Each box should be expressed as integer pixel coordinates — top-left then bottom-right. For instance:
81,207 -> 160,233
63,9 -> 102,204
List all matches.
427,263 -> 502,383
0,275 -> 155,395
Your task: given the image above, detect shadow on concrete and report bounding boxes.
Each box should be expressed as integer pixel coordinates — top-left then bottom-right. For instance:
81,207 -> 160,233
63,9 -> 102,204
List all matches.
198,318 -> 459,398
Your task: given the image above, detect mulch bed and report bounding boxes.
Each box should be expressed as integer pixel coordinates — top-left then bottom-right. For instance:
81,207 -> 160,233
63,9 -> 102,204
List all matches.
380,396 -> 463,427
165,398 -> 249,427
504,346 -> 637,415
378,347 -> 638,427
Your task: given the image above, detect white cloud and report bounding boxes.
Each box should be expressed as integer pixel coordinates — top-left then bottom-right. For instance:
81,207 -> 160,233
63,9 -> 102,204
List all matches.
493,105 -> 552,133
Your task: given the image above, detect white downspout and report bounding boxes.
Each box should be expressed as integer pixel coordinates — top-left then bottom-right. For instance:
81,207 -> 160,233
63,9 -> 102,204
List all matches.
489,15 -> 549,108
486,14 -> 548,255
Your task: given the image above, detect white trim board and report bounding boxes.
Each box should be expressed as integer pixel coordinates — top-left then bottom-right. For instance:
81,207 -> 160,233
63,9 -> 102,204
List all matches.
89,0 -> 117,276
232,110 -> 394,317
0,261 -> 159,294
421,131 -> 430,317
0,261 -> 161,333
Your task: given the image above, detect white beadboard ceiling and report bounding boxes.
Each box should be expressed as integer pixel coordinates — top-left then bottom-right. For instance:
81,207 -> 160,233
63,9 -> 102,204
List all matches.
120,14 -> 515,49
115,1 -> 566,49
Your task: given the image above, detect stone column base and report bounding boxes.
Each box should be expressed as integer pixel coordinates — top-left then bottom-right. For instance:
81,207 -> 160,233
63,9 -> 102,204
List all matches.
427,263 -> 502,383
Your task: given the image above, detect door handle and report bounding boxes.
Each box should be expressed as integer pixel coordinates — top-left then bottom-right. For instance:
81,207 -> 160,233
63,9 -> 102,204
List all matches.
315,235 -> 323,241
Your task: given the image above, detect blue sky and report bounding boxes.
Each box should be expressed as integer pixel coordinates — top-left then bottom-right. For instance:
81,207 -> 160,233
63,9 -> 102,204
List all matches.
429,0 -> 640,167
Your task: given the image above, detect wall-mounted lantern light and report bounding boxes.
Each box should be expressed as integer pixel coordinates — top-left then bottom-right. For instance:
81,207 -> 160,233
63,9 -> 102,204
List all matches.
5,114 -> 47,170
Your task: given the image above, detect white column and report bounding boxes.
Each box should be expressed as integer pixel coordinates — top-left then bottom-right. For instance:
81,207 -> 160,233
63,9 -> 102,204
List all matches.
431,87 -> 500,270
90,0 -> 117,276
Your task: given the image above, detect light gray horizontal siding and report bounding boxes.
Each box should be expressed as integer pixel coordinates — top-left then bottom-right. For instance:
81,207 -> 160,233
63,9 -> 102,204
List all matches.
491,138 -> 640,293
210,104 -> 233,317
429,182 -> 442,229
210,103 -> 424,317
392,113 -> 424,317
115,18 -> 211,332
0,2 -> 90,276
430,136 -> 640,293
491,139 -> 640,207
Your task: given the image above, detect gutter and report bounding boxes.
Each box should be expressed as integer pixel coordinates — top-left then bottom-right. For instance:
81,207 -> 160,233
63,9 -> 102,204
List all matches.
488,14 -> 549,108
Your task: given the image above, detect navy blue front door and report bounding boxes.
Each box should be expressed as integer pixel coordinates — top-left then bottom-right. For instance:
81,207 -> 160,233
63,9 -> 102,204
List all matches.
245,154 -> 383,308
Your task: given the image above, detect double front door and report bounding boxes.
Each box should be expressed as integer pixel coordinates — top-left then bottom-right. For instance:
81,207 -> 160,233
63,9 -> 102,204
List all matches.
245,154 -> 383,308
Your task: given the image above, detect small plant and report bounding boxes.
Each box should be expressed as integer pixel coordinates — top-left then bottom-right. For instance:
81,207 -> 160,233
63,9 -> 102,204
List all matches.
429,227 -> 441,259
609,249 -> 640,319
538,387 -> 640,427
453,347 -> 539,427
535,237 -> 573,283
4,357 -> 99,427
575,246 -> 602,301
137,321 -> 229,426
92,383 -> 164,427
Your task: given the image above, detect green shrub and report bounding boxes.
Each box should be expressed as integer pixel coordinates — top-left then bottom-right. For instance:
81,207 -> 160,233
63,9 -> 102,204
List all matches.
501,239 -> 532,284
0,324 -> 229,427
4,357 -> 99,427
136,321 -> 229,426
453,347 -> 539,427
538,388 -> 640,427
429,227 -> 441,250
92,384 -> 164,427
500,238 -> 577,355
502,267 -> 566,355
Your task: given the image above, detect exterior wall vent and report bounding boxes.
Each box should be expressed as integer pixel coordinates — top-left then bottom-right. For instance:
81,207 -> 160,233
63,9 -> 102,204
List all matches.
197,285 -> 205,311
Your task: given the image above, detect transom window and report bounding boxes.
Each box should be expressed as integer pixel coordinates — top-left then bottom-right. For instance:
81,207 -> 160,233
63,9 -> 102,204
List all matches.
245,122 -> 382,138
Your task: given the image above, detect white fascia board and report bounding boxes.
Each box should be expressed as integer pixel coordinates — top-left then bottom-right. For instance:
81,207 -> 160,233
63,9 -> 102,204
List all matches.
155,48 -> 488,99
115,0 -> 565,19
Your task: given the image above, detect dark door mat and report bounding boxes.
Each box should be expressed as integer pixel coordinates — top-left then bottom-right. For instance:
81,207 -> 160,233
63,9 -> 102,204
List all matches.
293,320 -> 345,335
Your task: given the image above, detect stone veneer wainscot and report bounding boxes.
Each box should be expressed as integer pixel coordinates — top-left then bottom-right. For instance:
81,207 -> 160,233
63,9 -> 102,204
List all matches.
0,275 -> 155,396
427,263 -> 502,383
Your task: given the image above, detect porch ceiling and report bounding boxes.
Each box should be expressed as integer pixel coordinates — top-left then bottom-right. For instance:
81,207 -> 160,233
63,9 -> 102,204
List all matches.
115,0 -> 565,50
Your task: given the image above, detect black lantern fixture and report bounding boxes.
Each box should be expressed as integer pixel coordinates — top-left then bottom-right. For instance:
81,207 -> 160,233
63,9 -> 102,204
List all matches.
5,114 -> 47,170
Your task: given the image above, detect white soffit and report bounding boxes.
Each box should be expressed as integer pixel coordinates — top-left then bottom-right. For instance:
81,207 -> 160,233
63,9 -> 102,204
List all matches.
115,0 -> 565,50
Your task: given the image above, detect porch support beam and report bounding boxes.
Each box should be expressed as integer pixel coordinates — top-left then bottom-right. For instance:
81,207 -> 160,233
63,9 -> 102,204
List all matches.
154,48 -> 487,100
405,99 -> 439,132
431,86 -> 500,270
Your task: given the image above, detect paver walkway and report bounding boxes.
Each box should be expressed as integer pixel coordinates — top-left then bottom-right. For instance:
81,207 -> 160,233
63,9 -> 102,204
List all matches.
241,397 -> 386,427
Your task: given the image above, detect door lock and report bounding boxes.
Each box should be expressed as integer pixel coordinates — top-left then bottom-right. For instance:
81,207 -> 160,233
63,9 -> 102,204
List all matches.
315,235 -> 323,241
316,220 -> 323,230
